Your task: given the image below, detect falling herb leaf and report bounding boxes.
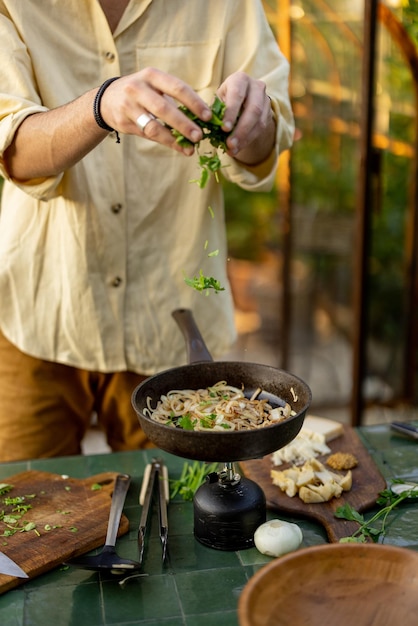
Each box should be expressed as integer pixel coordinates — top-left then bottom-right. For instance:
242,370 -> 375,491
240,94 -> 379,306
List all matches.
184,270 -> 225,294
91,483 -> 102,491
172,95 -> 233,294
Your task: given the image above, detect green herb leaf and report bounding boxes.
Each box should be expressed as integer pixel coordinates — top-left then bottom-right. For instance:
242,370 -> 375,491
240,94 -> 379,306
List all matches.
339,536 -> 366,543
335,503 -> 365,525
3,515 -> 20,525
184,270 -> 225,293
198,413 -> 217,429
178,414 -> 195,431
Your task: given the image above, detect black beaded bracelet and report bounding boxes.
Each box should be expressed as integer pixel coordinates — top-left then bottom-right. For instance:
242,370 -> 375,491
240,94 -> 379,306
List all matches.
93,77 -> 121,143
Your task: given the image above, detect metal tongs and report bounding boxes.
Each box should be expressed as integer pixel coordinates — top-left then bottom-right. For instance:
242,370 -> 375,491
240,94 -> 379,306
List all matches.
138,458 -> 169,563
119,458 -> 169,586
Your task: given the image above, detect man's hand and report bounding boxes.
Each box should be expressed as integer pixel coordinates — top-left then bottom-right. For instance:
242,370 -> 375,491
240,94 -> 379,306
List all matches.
99,68 -> 212,155
101,68 -> 276,165
216,71 -> 277,165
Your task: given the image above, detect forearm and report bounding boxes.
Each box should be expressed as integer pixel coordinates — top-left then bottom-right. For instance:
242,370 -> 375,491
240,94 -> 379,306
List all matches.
3,89 -> 107,181
3,70 -> 211,182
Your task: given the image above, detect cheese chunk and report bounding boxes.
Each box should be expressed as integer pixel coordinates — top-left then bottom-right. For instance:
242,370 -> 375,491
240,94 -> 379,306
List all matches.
302,415 -> 344,442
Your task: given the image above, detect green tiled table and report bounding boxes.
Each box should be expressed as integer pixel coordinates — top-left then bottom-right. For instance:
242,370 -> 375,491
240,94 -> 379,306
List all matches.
0,423 -> 417,626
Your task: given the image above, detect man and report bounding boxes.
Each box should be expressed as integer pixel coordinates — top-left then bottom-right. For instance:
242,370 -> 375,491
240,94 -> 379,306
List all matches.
0,0 -> 294,461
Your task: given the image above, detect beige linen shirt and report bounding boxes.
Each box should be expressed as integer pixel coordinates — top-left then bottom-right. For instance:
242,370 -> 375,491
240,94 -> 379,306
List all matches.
0,0 -> 294,375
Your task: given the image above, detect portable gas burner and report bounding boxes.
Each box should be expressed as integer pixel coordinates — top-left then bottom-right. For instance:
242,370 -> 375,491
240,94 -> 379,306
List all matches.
132,309 -> 312,551
193,461 -> 266,550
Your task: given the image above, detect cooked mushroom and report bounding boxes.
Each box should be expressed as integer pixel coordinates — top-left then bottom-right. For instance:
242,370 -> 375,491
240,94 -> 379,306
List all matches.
271,459 -> 352,503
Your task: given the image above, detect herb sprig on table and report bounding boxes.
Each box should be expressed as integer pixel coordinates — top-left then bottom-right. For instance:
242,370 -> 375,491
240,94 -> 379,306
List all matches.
171,96 -> 232,294
170,461 -> 219,501
335,480 -> 418,543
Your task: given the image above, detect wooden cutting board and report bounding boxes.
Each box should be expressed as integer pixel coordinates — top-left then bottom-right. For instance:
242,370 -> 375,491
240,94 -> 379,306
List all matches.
0,470 -> 130,594
240,426 -> 386,542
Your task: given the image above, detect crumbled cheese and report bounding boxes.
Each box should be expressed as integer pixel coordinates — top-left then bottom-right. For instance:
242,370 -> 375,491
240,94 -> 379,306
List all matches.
271,429 -> 331,466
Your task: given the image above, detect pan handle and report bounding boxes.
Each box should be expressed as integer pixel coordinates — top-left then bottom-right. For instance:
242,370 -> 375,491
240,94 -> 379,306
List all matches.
172,308 -> 213,363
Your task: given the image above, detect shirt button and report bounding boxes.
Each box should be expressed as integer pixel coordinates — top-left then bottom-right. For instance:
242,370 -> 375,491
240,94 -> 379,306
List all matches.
104,51 -> 116,62
111,203 -> 123,214
111,276 -> 123,287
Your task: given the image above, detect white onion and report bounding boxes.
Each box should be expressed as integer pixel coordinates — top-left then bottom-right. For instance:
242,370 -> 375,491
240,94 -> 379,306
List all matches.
254,519 -> 303,557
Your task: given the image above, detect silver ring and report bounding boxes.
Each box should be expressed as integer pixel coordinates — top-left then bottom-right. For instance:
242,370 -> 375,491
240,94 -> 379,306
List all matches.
136,112 -> 156,132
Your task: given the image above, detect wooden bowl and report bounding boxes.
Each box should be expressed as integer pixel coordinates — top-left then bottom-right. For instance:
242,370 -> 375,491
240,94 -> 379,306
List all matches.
238,543 -> 418,626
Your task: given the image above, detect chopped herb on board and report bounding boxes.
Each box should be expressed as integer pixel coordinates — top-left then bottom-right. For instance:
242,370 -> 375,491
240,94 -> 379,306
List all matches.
0,484 -> 78,538
0,484 -> 13,496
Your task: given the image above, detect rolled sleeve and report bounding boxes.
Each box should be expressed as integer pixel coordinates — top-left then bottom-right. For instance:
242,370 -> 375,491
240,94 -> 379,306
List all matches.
220,95 -> 295,192
0,108 -> 64,200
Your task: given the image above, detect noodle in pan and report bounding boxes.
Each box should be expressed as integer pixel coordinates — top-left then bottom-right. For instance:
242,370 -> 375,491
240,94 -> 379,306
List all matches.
143,381 -> 294,432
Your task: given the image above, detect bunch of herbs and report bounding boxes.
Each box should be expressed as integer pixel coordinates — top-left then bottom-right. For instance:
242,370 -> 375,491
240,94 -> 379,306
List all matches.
170,461 -> 219,501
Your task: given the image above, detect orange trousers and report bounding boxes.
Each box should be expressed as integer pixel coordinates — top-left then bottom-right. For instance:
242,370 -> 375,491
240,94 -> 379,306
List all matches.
0,330 -> 153,462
